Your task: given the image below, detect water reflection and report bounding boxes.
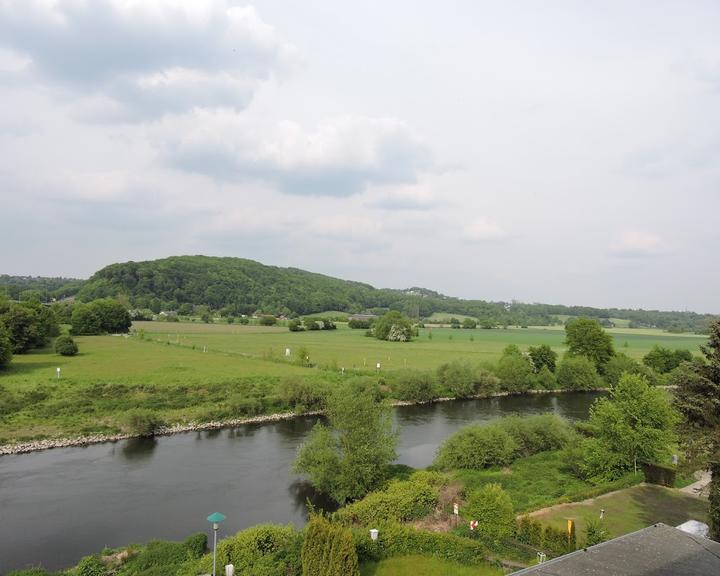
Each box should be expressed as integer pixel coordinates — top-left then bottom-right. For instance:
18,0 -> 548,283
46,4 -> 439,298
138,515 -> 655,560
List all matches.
121,437 -> 158,461
0,392 -> 603,573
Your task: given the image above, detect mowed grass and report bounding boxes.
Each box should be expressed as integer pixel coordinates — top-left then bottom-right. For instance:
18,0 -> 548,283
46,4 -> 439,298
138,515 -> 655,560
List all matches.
532,484 -> 708,545
4,334 -> 310,392
454,451 -> 641,514
133,321 -> 706,372
360,555 -> 504,576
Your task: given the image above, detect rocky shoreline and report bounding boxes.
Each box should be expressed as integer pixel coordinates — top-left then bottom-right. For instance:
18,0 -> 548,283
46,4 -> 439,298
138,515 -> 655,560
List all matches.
0,388 -> 612,456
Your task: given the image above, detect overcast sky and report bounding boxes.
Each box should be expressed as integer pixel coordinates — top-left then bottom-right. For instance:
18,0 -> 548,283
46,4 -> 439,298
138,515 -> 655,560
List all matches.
1,1 -> 718,313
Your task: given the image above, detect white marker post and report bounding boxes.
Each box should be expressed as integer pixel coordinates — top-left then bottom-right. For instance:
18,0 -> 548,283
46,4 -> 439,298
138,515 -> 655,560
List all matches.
369,529 -> 379,541
285,348 -> 291,357
376,362 -> 381,372
453,502 -> 459,527
56,367 -> 61,380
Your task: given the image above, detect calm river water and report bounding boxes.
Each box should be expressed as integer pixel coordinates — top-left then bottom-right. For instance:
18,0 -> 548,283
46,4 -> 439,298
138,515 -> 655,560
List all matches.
0,392 -> 602,572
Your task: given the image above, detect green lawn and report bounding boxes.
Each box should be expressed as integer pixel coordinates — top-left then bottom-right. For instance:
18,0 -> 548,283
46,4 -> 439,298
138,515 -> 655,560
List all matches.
0,321 -> 706,443
134,321 -> 706,371
454,451 -> 641,513
532,484 -> 708,545
360,555 -> 504,576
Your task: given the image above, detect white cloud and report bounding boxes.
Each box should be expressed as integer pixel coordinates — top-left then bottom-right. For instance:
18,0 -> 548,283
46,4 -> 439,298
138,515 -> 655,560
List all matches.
156,110 -> 432,196
462,219 -> 507,242
610,230 -> 666,258
0,0 -> 294,118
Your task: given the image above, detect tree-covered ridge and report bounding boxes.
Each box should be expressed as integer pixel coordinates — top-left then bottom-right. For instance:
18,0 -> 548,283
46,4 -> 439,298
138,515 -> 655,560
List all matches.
1,255 -> 716,331
0,275 -> 83,301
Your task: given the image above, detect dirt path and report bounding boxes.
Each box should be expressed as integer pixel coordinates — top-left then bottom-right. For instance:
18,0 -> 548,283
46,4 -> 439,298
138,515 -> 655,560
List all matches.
680,470 -> 711,499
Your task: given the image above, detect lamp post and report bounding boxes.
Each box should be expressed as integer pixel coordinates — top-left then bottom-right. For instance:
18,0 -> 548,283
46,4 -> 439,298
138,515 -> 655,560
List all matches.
207,512 -> 226,576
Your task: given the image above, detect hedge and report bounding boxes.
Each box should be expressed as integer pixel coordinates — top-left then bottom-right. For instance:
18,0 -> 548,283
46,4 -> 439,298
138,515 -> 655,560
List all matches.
640,461 -> 677,487
352,523 -> 489,565
334,474 -> 440,526
516,516 -> 576,556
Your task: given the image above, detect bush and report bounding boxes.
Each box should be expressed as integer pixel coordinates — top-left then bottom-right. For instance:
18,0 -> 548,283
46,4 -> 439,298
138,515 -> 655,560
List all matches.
435,424 -> 517,470
604,353 -> 655,387
515,516 -> 576,556
348,318 -> 373,329
259,315 -> 277,326
302,516 -> 359,576
556,356 -> 601,390
55,335 -> 79,356
437,360 -> 476,397
335,475 -> 439,525
373,311 -> 413,342
435,415 -> 575,470
195,524 -> 302,576
499,415 -> 575,457
464,483 -> 514,541
183,532 -> 207,559
352,523 -> 488,565
77,555 -> 105,576
391,371 -> 438,402
585,518 -> 609,547
124,409 -> 162,437
278,377 -> 328,412
288,319 -> 304,332
0,324 -> 12,367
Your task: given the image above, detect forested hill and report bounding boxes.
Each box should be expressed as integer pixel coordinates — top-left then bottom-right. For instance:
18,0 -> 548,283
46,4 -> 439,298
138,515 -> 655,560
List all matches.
1,256 -> 716,332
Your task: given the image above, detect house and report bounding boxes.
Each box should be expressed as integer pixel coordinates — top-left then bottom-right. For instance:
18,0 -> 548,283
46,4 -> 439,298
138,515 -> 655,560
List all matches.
511,523 -> 720,576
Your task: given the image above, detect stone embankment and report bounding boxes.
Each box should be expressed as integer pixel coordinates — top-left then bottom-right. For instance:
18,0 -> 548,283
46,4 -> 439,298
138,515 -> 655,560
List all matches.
0,411 -> 322,456
0,386 -> 631,456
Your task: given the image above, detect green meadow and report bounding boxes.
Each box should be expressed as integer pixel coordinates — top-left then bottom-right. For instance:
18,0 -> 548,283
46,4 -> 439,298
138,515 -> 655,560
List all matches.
132,321 -> 705,371
0,321 -> 706,443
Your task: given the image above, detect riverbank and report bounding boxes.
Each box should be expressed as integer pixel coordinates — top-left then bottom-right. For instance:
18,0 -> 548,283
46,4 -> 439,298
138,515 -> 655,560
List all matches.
0,388 -> 608,456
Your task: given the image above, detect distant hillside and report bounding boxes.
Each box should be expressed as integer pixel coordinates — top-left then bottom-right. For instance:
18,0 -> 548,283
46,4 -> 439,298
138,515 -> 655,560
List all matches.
0,275 -> 83,301
1,256 -> 716,332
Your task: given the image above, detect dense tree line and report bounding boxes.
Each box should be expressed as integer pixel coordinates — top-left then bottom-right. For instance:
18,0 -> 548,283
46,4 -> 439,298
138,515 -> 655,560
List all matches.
2,256 -> 716,331
0,298 -> 60,364
0,274 -> 83,302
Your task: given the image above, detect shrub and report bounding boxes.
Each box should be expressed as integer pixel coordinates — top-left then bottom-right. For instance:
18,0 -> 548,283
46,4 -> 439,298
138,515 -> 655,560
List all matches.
0,324 -> 12,367
435,424 -> 517,470
335,475 -> 439,525
77,555 -> 105,576
435,415 -> 574,470
55,335 -> 79,356
352,523 -> 488,565
496,349 -> 535,393
604,353 -> 655,387
124,409 -> 162,437
391,371 -> 438,402
183,532 -> 207,559
500,414 -> 575,457
556,356 -> 601,390
288,319 -> 304,332
195,524 -> 302,576
278,377 -> 328,411
535,366 -> 557,389
585,518 -> 610,547
464,483 -> 514,542
373,311 -> 413,342
259,315 -> 277,326
302,516 -> 359,576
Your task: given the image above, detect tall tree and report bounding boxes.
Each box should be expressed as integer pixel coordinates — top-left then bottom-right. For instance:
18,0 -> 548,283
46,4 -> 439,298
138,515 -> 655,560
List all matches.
293,379 -> 397,504
673,320 -> 720,540
528,344 -> 558,372
565,317 -> 615,372
582,373 -> 677,479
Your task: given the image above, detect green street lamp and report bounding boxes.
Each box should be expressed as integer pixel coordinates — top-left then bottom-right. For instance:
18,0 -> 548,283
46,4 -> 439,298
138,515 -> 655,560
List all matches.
207,512 -> 226,576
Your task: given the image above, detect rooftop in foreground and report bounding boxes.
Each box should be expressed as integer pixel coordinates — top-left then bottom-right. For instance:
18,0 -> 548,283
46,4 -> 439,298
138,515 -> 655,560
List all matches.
512,523 -> 720,576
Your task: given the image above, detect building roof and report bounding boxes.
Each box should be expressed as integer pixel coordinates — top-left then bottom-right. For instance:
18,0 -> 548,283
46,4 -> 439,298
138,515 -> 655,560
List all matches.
511,523 -> 720,576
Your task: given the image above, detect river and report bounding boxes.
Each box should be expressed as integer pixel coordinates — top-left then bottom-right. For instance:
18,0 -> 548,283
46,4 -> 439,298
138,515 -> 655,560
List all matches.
0,392 -> 602,572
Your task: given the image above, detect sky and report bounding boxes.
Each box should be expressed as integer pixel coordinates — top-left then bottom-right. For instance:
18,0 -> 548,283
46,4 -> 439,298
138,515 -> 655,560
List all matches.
0,0 -> 719,313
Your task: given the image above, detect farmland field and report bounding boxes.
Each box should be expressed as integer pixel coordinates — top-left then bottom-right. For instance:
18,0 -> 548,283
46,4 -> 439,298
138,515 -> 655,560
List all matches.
132,321 -> 706,371
0,321 -> 707,443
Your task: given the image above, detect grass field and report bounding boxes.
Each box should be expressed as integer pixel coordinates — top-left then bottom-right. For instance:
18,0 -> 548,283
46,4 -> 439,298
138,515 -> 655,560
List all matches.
531,484 -> 708,546
0,321 -> 707,443
132,321 -> 706,371
454,451 -> 641,514
360,555 -> 504,576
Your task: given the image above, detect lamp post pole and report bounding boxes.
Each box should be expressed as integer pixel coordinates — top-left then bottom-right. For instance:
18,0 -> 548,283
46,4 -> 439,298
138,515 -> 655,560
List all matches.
207,512 -> 226,576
